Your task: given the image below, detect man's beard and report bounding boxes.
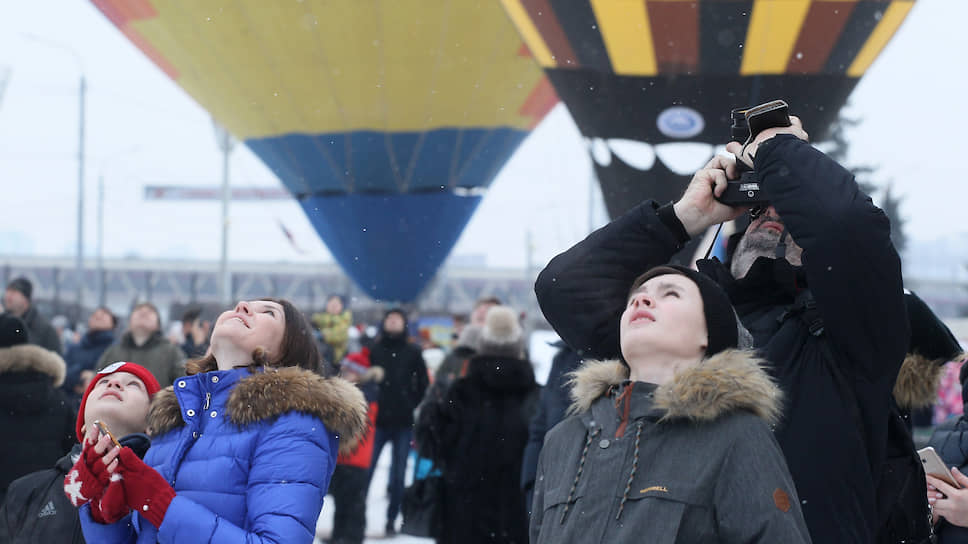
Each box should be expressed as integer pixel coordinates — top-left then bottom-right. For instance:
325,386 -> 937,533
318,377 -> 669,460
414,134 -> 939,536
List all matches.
729,223 -> 784,278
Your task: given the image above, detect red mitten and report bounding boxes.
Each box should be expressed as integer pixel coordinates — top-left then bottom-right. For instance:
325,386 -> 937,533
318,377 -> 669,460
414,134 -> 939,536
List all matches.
91,472 -> 130,524
64,440 -> 111,508
117,447 -> 176,529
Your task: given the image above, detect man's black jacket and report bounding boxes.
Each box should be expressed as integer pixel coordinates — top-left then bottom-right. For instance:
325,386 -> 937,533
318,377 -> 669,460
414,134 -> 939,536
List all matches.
372,335 -> 428,429
535,135 -> 909,543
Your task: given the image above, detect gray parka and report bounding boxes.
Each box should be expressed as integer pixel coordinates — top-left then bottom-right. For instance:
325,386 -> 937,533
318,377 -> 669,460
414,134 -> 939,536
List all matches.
530,350 -> 812,544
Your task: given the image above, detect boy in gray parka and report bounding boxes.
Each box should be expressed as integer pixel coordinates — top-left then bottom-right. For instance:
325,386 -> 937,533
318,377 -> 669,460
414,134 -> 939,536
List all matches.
530,266 -> 811,543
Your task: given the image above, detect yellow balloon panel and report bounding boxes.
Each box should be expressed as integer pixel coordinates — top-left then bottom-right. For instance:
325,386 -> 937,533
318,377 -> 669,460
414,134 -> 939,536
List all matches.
111,0 -> 548,139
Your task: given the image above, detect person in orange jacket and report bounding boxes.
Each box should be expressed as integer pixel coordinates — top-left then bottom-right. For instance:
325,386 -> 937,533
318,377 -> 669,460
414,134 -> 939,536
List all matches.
329,348 -> 384,544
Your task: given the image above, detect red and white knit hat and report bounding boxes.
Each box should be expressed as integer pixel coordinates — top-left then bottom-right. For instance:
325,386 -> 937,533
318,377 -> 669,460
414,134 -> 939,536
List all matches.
75,361 -> 161,442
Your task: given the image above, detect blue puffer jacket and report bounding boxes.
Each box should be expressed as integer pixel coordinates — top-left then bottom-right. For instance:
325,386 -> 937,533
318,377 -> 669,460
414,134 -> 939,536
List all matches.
78,366 -> 368,543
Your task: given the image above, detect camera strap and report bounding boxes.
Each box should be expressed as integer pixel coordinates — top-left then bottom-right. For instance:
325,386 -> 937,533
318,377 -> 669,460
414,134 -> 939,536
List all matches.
774,228 -> 788,259
702,222 -> 726,261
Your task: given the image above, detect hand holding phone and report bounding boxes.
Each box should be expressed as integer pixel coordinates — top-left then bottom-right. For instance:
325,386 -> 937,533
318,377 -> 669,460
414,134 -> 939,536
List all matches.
94,420 -> 123,450
919,446 -> 961,489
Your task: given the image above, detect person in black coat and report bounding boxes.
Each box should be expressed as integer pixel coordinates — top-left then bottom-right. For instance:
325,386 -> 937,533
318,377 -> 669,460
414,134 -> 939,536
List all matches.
520,340 -> 582,511
367,308 -> 428,535
919,306 -> 968,543
0,314 -> 75,505
416,305 -> 537,544
534,119 -> 909,543
0,361 -> 159,544
3,277 -> 62,354
63,307 -> 117,408
425,324 -> 481,404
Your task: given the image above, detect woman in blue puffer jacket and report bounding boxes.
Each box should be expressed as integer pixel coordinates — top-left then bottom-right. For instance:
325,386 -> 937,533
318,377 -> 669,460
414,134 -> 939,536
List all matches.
72,298 -> 368,543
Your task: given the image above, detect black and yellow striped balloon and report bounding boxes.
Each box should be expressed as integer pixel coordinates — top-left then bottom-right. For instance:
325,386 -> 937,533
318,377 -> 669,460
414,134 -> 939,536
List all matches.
501,0 -> 915,219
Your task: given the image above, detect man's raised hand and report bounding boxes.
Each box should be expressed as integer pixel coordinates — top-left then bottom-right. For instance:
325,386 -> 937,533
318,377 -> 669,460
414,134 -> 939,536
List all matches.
727,115 -> 809,168
672,154 -> 748,237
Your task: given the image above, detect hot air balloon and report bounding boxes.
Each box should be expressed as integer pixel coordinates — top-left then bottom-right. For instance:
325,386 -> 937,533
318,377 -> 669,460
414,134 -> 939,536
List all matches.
500,0 -> 915,220
89,0 -> 557,301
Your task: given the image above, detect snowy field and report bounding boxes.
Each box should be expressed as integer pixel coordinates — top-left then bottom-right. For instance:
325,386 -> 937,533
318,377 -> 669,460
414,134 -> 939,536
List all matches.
315,446 -> 432,544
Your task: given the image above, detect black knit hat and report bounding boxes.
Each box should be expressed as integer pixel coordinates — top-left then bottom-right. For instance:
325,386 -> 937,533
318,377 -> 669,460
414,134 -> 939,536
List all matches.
6,277 -> 32,301
905,291 -> 962,362
0,314 -> 29,348
630,265 -> 740,357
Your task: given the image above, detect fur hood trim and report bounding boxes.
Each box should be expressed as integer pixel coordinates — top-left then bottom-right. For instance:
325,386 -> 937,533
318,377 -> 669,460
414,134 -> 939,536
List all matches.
149,367 -> 368,455
0,344 -> 66,387
893,353 -> 950,410
568,349 -> 782,425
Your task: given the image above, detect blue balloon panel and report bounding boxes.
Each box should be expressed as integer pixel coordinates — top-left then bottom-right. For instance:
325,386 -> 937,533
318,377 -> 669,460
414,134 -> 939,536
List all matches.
249,127 -> 527,301
300,192 -> 484,302
247,128 -> 528,196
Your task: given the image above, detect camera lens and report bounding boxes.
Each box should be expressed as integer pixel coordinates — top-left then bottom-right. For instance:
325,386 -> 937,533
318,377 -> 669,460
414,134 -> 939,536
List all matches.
730,108 -> 750,143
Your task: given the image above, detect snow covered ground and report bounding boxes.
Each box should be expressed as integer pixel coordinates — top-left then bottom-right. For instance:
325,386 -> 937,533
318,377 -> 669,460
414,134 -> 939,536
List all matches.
315,445 -> 432,544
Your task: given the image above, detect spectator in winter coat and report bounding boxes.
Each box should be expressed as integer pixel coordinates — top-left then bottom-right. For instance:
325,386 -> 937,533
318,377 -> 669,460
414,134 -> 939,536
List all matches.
470,296 -> 500,327
313,294 -> 353,364
0,362 -> 159,543
3,277 -> 62,354
520,340 -> 582,510
0,314 -> 75,505
416,305 -> 538,544
178,306 -> 210,359
63,307 -> 117,406
914,299 -> 968,542
534,119 -> 908,543
927,357 -> 968,544
531,266 -> 810,543
96,302 -> 186,388
426,324 -> 481,403
893,291 -> 965,425
876,290 -> 964,541
73,298 -> 368,543
328,348 -> 384,544
367,308 -> 428,536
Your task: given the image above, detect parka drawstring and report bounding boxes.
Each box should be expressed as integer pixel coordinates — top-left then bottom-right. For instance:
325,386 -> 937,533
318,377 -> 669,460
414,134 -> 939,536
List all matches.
613,382 -> 634,438
560,426 -> 601,524
616,421 -> 644,520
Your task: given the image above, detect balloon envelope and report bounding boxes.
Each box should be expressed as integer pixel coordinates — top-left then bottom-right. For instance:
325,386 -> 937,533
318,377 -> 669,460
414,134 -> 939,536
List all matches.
91,0 -> 557,301
501,0 -> 915,218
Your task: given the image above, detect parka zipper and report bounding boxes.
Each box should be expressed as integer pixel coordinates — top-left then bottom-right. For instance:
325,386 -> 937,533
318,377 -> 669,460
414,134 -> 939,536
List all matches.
203,392 -> 211,410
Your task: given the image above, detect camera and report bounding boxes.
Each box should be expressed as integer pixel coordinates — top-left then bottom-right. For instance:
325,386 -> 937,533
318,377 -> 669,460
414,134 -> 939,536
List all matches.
715,100 -> 792,208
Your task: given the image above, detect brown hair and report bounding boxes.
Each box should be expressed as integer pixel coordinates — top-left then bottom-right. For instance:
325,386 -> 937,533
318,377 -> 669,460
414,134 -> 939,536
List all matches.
93,306 -> 117,329
130,301 -> 161,329
185,297 -> 321,376
475,296 -> 502,307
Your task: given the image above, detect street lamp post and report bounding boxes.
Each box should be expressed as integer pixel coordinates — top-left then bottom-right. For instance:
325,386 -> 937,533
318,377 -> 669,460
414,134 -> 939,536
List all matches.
24,35 -> 86,316
212,120 -> 235,305
76,74 -> 86,315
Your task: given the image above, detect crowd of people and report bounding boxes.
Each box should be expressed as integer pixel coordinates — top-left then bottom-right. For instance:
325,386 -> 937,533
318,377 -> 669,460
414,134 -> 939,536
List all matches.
0,116 -> 966,543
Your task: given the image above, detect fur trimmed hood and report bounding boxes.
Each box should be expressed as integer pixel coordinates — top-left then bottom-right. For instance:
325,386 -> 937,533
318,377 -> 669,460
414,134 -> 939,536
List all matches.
893,353 -> 953,410
568,349 -> 782,425
149,367 -> 368,455
0,344 -> 66,387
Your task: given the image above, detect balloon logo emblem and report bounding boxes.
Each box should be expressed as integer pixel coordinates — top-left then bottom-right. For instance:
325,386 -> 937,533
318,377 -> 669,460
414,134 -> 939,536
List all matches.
656,107 -> 705,139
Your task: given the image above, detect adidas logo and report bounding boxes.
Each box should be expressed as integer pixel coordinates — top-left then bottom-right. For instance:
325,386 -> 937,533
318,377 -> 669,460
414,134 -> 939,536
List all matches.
38,501 -> 56,518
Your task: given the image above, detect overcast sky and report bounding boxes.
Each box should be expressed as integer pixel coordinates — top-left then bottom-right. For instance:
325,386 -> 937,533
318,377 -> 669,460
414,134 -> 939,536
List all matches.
0,0 -> 965,272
